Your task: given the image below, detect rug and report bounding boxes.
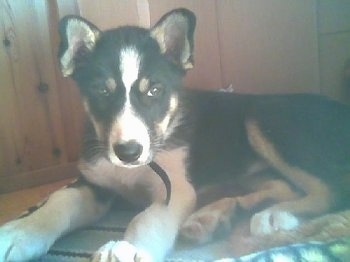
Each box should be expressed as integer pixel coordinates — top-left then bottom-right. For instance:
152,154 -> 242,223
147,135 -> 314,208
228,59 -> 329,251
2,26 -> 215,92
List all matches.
32,206 -> 350,262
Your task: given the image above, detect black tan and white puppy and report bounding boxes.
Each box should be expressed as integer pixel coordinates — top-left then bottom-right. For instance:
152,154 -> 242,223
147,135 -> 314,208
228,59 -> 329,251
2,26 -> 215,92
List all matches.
1,8 -> 350,262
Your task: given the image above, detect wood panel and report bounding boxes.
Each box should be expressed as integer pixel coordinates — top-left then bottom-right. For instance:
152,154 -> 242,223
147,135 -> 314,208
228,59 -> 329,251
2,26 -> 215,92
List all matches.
56,0 -> 79,18
318,0 -> 350,34
54,0 -> 84,162
0,178 -> 73,224
0,163 -> 79,193
0,0 -> 24,177
317,0 -> 350,104
148,0 -> 223,90
76,0 -> 141,29
0,0 -> 66,174
0,0 -> 81,193
319,33 -> 350,103
216,0 -> 320,94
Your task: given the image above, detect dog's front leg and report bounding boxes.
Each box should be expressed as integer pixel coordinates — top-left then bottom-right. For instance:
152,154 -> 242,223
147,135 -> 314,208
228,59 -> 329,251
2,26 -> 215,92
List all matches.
0,179 -> 113,262
123,178 -> 195,262
93,147 -> 196,262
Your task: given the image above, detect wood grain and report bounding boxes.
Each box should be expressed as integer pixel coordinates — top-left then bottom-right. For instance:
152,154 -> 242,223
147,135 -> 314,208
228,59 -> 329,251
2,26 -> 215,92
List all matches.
0,178 -> 73,224
216,0 -> 320,94
76,0 -> 141,29
1,1 -> 67,173
0,162 -> 79,194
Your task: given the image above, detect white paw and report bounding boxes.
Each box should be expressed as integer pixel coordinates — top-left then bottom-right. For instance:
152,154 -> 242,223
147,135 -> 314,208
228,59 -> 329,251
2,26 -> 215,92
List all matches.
0,218 -> 52,261
92,241 -> 152,262
250,209 -> 299,235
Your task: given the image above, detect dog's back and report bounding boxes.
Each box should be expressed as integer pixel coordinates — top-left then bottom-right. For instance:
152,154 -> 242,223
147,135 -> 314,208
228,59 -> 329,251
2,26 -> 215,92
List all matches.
182,91 -> 350,191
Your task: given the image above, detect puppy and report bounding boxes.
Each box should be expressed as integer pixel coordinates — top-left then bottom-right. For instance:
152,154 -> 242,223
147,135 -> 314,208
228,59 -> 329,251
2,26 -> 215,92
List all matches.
1,8 -> 350,262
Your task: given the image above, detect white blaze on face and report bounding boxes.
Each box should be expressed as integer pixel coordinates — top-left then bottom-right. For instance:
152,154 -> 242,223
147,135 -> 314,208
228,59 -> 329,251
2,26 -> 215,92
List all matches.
109,47 -> 151,166
120,48 -> 140,91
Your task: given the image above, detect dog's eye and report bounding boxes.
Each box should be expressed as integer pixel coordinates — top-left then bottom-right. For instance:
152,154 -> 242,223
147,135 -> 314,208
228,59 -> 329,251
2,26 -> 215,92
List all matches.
97,87 -> 110,97
147,84 -> 163,97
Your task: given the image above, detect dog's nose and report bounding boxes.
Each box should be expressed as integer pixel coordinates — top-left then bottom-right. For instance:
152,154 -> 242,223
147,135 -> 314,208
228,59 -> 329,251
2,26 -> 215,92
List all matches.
113,141 -> 143,163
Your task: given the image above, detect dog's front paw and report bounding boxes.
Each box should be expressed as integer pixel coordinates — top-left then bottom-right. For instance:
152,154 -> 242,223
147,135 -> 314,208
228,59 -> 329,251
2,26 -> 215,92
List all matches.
0,218 -> 52,261
250,209 -> 299,235
92,241 -> 152,262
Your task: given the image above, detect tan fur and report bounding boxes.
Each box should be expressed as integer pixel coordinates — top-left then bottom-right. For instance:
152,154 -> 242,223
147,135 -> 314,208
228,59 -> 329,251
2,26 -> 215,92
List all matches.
60,19 -> 100,77
157,95 -> 179,139
105,78 -> 116,92
182,178 -> 350,258
245,119 -> 333,216
181,178 -> 300,243
139,78 -> 150,93
83,99 -> 104,140
224,210 -> 350,257
79,147 -> 196,261
151,14 -> 193,70
180,119 -> 342,249
153,147 -> 196,214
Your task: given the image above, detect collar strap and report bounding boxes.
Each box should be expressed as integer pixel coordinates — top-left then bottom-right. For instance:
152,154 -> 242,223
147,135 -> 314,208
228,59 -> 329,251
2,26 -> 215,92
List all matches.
149,161 -> 171,205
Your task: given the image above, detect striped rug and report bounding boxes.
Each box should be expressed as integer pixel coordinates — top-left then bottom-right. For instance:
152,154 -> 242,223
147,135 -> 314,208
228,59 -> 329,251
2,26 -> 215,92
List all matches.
34,207 -> 228,261
32,206 -> 349,261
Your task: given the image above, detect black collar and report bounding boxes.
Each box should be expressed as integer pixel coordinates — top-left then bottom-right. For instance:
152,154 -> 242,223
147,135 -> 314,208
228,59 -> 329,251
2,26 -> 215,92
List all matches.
148,161 -> 171,205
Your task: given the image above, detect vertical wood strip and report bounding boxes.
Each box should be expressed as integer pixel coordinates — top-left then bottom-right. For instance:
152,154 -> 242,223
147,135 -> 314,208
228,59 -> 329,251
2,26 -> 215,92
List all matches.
137,0 -> 150,28
53,0 -> 84,162
0,0 -> 68,174
0,0 -> 24,176
216,0 -> 319,94
76,0 -> 139,29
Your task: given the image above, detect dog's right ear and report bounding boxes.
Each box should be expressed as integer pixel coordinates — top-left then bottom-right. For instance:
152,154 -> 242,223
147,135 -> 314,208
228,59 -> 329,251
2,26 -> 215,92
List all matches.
151,8 -> 196,71
58,16 -> 101,77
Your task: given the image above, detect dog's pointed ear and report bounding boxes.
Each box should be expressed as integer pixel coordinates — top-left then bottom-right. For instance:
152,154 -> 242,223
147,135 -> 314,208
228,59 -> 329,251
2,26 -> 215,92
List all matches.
58,15 -> 101,77
151,8 -> 196,71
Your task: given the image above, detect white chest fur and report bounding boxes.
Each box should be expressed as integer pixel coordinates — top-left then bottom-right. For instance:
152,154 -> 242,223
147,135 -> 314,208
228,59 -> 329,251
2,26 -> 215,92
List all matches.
78,147 -> 189,206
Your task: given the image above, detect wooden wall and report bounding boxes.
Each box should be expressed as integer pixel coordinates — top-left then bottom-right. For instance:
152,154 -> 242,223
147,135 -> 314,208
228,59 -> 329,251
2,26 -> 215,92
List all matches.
318,0 -> 350,103
0,0 -> 346,193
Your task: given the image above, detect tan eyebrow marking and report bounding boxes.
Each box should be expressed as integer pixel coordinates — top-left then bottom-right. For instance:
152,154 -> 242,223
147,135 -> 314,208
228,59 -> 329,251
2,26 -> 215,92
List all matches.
139,78 -> 150,93
106,78 -> 117,92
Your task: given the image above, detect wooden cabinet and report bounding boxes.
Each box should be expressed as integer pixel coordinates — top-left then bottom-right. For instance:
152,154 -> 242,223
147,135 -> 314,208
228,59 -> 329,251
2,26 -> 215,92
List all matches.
1,0 -> 81,192
318,0 -> 350,103
0,0 -> 348,192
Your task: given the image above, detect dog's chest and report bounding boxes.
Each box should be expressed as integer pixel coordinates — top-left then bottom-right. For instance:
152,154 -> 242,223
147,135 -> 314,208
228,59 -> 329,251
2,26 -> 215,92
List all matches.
79,158 -> 153,205
79,147 -> 189,205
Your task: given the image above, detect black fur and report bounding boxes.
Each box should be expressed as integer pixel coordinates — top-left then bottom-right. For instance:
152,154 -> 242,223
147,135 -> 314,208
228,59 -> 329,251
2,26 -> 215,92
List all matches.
59,9 -> 350,213
181,91 -> 350,194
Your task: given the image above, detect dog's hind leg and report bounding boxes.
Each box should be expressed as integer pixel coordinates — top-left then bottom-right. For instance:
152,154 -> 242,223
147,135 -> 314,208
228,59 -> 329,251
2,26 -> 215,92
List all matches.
180,179 -> 300,244
246,120 -> 335,235
0,178 -> 113,261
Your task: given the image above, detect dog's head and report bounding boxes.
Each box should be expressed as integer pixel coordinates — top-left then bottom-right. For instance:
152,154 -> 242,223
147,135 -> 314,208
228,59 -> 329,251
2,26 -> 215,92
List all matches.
58,9 -> 195,167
